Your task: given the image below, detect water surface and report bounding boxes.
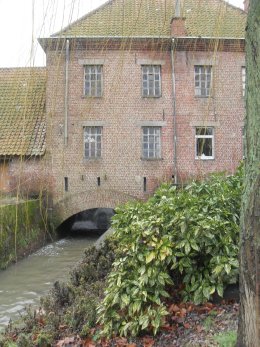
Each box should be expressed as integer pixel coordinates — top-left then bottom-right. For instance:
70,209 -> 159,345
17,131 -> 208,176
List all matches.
0,236 -> 97,329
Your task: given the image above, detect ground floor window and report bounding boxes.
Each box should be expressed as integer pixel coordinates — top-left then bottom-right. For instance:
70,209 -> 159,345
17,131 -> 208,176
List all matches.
84,126 -> 102,159
142,126 -> 161,159
195,127 -> 214,159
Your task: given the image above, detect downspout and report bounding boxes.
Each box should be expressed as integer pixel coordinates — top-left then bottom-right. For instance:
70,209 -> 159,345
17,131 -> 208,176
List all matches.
171,38 -> 178,185
64,39 -> 69,146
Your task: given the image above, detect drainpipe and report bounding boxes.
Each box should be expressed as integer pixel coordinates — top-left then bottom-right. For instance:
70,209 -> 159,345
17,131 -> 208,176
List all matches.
64,39 -> 69,146
175,0 -> 181,17
171,39 -> 178,185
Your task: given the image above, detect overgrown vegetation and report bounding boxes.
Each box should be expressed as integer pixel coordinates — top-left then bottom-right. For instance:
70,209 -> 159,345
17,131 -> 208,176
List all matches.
98,168 -> 242,336
0,168 -> 242,345
0,199 -> 49,269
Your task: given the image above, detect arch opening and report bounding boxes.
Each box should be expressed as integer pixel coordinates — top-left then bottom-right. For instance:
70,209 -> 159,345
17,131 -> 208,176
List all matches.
57,207 -> 115,238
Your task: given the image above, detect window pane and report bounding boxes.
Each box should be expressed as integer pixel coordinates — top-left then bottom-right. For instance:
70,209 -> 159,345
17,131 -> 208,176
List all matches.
142,127 -> 161,158
84,65 -> 103,97
197,138 -> 212,157
194,65 -> 211,97
196,127 -> 213,136
142,65 -> 161,97
84,127 -> 102,158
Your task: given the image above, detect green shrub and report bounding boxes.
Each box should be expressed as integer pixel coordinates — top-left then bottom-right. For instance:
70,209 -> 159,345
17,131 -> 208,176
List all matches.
98,168 -> 242,336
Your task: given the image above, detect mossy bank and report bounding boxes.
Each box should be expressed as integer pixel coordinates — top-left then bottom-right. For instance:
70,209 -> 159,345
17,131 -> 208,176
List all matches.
0,199 -> 52,270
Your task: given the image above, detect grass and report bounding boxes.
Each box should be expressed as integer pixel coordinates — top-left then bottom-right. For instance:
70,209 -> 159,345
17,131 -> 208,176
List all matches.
213,330 -> 237,347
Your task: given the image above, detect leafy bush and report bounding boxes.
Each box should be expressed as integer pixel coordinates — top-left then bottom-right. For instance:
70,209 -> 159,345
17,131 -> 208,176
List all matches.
98,168 -> 242,337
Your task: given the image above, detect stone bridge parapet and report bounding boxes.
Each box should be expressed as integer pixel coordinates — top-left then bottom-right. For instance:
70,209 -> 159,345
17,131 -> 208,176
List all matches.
51,189 -> 138,228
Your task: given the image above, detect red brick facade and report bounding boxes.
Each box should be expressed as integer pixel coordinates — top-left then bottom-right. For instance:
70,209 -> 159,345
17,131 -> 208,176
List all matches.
45,38 -> 245,211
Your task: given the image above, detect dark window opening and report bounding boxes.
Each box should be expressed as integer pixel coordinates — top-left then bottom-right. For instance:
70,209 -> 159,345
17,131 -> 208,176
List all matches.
143,177 -> 147,192
64,177 -> 69,192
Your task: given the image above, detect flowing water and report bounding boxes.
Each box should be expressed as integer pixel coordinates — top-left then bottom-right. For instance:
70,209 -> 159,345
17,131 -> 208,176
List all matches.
0,236 -> 98,330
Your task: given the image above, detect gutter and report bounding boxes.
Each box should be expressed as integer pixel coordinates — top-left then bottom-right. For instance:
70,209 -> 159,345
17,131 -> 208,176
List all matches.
64,39 -> 69,146
38,36 -> 245,52
171,39 -> 178,185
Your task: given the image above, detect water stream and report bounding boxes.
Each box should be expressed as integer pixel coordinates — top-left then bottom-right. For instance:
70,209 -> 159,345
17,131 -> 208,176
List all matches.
0,236 -> 98,329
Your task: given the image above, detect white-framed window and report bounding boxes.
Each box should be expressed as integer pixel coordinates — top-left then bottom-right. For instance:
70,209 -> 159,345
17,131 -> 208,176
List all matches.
84,126 -> 102,159
195,127 -> 214,160
142,65 -> 161,97
84,65 -> 103,97
194,65 -> 212,97
142,126 -> 161,159
242,66 -> 246,97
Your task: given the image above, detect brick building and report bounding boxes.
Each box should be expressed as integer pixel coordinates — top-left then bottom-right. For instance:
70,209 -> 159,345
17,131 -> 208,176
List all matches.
36,0 -> 247,216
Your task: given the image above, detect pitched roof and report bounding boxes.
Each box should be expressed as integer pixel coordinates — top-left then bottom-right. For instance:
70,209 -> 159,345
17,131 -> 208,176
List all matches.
53,0 -> 246,39
0,68 -> 46,157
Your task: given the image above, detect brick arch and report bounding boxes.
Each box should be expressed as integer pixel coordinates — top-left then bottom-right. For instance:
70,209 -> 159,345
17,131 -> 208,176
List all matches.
52,189 -> 138,227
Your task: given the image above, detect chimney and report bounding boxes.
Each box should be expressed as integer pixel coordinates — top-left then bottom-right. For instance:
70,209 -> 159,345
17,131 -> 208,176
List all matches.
244,0 -> 249,12
171,0 -> 186,37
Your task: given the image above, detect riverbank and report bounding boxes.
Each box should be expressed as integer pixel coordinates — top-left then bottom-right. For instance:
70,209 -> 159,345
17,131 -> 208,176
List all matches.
0,198 -> 52,270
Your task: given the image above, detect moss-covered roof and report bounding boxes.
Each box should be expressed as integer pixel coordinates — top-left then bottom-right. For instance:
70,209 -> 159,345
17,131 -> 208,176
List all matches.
53,0 -> 246,39
0,68 -> 46,157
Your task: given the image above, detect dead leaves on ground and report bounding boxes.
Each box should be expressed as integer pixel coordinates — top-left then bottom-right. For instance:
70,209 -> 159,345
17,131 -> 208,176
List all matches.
55,302 -> 236,347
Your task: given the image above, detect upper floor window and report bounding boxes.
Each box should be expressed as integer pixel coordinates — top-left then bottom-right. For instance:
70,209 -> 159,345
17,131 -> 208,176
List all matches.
84,126 -> 102,159
194,65 -> 212,97
142,126 -> 161,159
84,65 -> 103,97
142,65 -> 161,97
242,66 -> 246,97
195,127 -> 214,160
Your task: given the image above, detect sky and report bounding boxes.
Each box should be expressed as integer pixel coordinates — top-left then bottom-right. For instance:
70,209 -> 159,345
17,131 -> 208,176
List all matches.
0,0 -> 244,68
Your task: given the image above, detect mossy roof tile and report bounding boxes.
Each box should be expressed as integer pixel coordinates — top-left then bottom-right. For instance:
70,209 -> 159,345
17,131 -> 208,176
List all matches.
0,68 -> 46,157
53,0 -> 246,39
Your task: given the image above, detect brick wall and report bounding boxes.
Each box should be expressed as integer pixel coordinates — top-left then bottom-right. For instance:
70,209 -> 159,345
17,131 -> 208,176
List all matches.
45,41 -> 245,211
175,50 -> 245,182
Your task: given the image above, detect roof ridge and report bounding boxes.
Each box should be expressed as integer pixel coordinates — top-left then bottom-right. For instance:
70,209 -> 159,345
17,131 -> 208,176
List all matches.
41,0 -> 246,41
51,0 -> 114,37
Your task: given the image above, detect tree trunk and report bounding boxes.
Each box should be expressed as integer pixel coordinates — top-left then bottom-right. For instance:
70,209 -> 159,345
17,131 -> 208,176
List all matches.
237,1 -> 260,346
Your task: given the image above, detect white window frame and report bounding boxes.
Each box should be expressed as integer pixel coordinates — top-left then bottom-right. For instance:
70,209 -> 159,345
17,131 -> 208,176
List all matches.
195,127 -> 214,160
84,126 -> 102,159
242,66 -> 246,97
194,65 -> 212,97
142,65 -> 162,97
84,65 -> 103,97
142,126 -> 161,159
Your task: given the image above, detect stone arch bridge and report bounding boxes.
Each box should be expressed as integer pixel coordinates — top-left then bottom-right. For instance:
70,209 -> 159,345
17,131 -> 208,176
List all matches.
51,189 -> 138,230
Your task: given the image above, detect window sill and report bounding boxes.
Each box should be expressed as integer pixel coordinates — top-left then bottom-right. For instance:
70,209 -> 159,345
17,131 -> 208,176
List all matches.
195,157 -> 214,161
194,95 -> 211,99
83,157 -> 102,162
81,95 -> 103,99
141,157 -> 163,161
142,95 -> 162,99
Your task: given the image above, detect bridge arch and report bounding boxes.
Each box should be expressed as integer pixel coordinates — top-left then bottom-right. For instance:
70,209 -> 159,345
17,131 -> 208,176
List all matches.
51,189 -> 138,229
